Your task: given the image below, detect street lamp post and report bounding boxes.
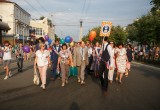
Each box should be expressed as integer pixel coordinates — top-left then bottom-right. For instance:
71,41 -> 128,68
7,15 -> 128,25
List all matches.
23,25 -> 26,45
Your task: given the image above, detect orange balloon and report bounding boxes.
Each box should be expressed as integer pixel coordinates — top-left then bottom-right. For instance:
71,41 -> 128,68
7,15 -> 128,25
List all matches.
89,31 -> 96,38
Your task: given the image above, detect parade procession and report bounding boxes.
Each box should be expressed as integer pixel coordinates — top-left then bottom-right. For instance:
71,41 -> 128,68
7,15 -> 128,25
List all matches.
0,0 -> 160,110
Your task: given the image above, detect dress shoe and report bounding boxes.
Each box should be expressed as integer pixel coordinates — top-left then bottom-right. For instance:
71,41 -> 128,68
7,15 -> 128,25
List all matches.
78,79 -> 81,83
81,81 -> 85,85
62,83 -> 65,87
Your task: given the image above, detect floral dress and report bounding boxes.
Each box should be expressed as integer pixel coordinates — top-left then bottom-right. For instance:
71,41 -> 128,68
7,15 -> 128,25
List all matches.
116,48 -> 127,74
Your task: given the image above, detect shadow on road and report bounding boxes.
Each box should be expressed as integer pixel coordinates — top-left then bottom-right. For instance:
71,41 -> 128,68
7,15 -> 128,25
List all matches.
132,65 -> 160,79
70,102 -> 79,110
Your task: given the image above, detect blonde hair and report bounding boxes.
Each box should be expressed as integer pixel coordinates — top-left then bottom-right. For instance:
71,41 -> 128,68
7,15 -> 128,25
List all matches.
39,43 -> 45,48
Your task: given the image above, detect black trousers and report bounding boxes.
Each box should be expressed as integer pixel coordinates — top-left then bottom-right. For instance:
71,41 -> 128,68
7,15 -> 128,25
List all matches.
17,58 -> 23,70
99,60 -> 109,91
86,56 -> 93,74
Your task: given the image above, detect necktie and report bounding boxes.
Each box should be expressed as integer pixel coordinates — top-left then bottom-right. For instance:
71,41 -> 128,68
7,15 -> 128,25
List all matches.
82,48 -> 84,60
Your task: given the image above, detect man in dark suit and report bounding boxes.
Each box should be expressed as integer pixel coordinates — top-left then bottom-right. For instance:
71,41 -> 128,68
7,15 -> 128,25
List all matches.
50,40 -> 61,81
99,37 -> 113,94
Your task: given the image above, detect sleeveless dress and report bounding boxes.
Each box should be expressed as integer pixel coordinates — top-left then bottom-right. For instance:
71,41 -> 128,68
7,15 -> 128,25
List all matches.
116,48 -> 127,74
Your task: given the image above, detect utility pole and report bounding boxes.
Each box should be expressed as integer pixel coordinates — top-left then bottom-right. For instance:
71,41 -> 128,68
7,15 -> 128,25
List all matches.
23,26 -> 25,45
51,14 -> 55,44
79,19 -> 83,41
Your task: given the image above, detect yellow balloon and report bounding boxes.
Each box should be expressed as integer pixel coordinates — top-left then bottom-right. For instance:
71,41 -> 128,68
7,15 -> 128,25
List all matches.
70,42 -> 74,46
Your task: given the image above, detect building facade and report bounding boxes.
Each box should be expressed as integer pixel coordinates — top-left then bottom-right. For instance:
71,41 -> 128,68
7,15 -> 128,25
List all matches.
0,1 -> 31,45
30,17 -> 55,42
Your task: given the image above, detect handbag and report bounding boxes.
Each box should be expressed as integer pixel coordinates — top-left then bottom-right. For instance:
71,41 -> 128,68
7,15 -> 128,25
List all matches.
33,67 -> 40,85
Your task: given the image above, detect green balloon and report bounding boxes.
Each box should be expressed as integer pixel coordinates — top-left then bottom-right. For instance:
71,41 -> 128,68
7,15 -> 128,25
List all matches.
60,38 -> 65,44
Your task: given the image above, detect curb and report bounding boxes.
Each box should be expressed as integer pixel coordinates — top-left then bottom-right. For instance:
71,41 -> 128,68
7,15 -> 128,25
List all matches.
132,61 -> 160,70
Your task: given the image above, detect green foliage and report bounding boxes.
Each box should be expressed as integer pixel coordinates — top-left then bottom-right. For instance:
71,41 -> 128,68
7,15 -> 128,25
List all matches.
125,0 -> 160,45
55,34 -> 60,41
83,25 -> 127,45
126,12 -> 160,45
40,16 -> 45,20
150,0 -> 160,14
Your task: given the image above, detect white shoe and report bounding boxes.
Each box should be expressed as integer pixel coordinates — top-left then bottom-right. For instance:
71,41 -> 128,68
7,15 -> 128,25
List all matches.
78,79 -> 81,83
65,80 -> 68,84
81,81 -> 85,85
9,71 -> 12,77
4,76 -> 9,80
40,84 -> 43,88
42,85 -> 46,90
61,83 -> 65,87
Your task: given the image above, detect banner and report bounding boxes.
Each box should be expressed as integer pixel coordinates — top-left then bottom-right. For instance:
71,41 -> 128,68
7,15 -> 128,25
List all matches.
100,21 -> 112,37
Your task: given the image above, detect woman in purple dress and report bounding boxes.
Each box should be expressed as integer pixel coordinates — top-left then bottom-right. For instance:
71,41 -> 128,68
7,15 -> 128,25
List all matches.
93,42 -> 101,77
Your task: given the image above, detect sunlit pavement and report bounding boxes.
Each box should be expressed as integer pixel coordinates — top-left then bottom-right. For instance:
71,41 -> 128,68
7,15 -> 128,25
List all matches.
0,61 -> 160,110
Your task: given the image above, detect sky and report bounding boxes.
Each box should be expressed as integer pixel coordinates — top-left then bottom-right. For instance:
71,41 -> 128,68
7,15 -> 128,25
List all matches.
11,0 -> 152,41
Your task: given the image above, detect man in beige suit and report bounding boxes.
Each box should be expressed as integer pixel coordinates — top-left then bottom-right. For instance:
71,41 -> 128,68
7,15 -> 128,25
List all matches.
74,41 -> 88,84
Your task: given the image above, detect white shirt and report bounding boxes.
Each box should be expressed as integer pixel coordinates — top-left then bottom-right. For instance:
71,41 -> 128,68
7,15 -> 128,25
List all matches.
109,47 -> 115,68
2,47 -> 12,60
36,50 -> 50,67
88,47 -> 92,57
56,45 -> 59,51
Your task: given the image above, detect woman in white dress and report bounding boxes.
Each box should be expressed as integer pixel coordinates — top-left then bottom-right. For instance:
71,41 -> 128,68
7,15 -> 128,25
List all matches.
116,43 -> 128,84
34,43 -> 51,89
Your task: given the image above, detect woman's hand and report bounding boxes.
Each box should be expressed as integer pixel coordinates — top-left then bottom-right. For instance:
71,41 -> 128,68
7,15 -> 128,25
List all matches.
48,63 -> 51,68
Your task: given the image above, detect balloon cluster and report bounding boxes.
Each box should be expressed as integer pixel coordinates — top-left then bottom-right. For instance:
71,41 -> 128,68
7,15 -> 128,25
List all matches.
89,31 -> 96,42
44,35 -> 52,45
60,36 -> 73,44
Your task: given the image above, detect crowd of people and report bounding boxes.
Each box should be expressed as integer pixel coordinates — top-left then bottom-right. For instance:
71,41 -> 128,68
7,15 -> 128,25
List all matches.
0,37 -> 135,93
134,44 -> 160,62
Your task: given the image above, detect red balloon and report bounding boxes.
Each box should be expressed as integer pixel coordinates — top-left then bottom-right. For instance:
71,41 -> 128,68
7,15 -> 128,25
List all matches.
89,31 -> 96,39
89,36 -> 94,42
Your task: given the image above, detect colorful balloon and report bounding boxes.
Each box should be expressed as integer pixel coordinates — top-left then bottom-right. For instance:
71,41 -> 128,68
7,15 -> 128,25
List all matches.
89,36 -> 94,42
23,46 -> 30,53
44,35 -> 49,41
89,31 -> 96,39
70,37 -> 73,42
70,41 -> 74,47
60,38 -> 65,44
48,39 -> 52,45
65,36 -> 71,43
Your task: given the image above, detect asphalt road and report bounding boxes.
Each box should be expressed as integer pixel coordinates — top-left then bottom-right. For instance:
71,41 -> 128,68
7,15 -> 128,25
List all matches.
0,61 -> 160,110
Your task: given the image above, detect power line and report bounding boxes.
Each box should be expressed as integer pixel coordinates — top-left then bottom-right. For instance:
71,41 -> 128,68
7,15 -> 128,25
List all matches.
35,0 -> 49,14
81,0 -> 87,19
22,0 -> 44,17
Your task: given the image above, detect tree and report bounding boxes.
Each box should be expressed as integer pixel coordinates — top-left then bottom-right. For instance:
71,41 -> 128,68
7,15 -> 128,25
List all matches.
126,12 -> 160,45
83,25 -> 127,45
150,0 -> 160,13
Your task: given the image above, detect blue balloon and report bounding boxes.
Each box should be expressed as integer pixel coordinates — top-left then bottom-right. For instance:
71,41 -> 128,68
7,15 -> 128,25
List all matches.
48,39 -> 52,45
65,36 -> 71,43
